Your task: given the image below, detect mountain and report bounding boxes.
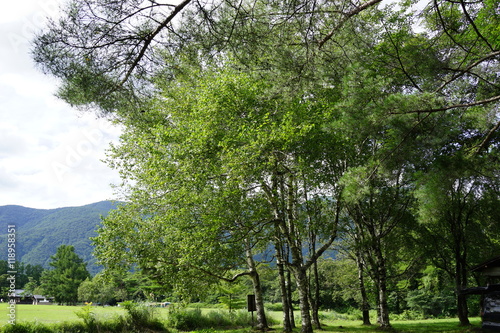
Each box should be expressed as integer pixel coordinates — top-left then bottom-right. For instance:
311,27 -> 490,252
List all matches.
0,201 -> 118,275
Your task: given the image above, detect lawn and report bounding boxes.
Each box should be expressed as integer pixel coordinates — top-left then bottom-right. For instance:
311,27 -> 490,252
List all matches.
0,304 -> 483,332
1,304 -> 128,325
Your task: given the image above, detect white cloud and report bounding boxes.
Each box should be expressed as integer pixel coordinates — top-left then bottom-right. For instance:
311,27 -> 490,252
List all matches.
0,0 -> 123,209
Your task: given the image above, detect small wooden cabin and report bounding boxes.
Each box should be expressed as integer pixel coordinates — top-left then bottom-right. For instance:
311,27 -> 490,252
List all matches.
473,256 -> 500,281
462,256 -> 500,331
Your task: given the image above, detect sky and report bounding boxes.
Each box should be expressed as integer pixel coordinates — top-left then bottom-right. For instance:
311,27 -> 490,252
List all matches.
0,0 -> 122,209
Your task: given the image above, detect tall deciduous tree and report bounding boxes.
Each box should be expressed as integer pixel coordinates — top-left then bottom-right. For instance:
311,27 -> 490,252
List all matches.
40,245 -> 90,305
94,66 -> 344,333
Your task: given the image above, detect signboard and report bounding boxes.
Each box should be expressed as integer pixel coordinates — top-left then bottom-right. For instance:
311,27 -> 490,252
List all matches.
247,294 -> 256,312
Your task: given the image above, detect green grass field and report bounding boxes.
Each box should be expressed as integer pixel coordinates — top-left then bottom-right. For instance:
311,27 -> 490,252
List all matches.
0,304 -> 483,332
1,304 -> 128,325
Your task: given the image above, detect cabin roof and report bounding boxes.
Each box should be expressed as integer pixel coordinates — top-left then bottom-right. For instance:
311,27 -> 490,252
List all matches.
472,255 -> 500,272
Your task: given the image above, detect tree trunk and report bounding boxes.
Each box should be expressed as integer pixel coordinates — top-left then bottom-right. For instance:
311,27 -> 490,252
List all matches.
377,278 -> 390,328
286,267 -> 296,328
310,260 -> 322,329
456,248 -> 470,326
245,240 -> 268,330
457,293 -> 470,326
356,253 -> 371,325
375,245 -> 390,328
277,246 -> 293,332
294,267 -> 313,333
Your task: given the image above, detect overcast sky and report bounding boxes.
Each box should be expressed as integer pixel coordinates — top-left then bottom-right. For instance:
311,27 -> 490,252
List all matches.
0,0 -> 122,209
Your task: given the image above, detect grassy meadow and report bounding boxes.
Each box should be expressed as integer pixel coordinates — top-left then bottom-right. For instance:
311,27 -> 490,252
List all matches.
0,304 -> 483,332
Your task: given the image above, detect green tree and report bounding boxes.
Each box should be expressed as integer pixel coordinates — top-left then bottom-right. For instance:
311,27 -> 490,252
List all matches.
40,245 -> 90,305
316,257 -> 362,311
22,277 -> 44,299
415,155 -> 500,325
31,0 -> 381,116
93,66 -> 345,332
23,264 -> 45,286
78,273 -> 127,305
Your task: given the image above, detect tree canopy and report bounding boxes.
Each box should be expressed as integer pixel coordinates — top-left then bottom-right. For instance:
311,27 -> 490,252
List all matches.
40,245 -> 90,305
32,0 -> 500,331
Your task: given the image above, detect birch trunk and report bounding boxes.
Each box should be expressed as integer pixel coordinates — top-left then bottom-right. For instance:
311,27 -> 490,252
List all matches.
294,267 -> 313,333
310,260 -> 322,329
245,240 -> 268,330
276,246 -> 293,332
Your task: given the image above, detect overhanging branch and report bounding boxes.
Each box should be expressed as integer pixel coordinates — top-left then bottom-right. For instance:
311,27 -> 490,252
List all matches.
318,0 -> 382,49
119,0 -> 192,86
390,94 -> 500,114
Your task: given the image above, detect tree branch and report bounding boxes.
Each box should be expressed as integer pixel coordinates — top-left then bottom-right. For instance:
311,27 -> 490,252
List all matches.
191,265 -> 252,282
384,25 -> 423,93
303,196 -> 341,271
436,50 -> 500,93
390,94 -> 500,114
474,119 -> 500,156
318,0 -> 382,49
459,0 -> 494,52
119,0 -> 192,86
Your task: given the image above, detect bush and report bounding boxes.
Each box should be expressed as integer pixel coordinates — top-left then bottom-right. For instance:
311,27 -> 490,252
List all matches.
51,321 -> 87,333
121,301 -> 165,331
265,303 -> 283,311
405,289 -> 456,318
2,323 -> 31,333
2,322 -> 55,333
74,303 -> 97,331
205,311 -> 232,327
166,305 -> 264,330
167,306 -> 208,330
391,309 -> 426,321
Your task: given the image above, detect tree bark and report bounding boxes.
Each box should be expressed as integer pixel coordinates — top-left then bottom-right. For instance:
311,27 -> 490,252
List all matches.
286,266 -> 296,328
277,244 -> 293,332
374,245 -> 391,328
355,253 -> 371,325
310,260 -> 322,329
245,240 -> 268,331
294,266 -> 314,333
456,248 -> 470,326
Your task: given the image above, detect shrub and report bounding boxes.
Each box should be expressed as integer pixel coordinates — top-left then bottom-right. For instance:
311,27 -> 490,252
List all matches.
206,311 -> 232,327
121,301 -> 165,331
166,305 -> 262,330
391,309 -> 426,321
2,323 -> 31,333
167,305 -> 208,330
52,321 -> 87,332
74,303 -> 97,331
2,322 -> 54,333
265,303 -> 283,311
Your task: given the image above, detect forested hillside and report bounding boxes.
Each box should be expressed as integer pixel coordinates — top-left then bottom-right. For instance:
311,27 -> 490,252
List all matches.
0,201 -> 117,274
